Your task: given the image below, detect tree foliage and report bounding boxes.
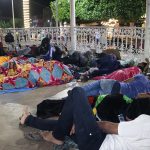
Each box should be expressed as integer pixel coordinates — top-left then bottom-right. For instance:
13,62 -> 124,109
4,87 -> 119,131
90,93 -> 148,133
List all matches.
112,0 -> 146,23
0,18 -> 23,28
50,0 -> 70,22
0,20 -> 11,28
50,0 -> 146,24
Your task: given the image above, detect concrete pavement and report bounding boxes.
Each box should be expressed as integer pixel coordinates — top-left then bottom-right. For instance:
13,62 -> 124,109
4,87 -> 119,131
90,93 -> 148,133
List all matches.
0,84 -> 71,150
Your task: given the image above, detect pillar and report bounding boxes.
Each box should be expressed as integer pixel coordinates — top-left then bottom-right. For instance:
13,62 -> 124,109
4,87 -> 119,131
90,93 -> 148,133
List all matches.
23,0 -> 30,28
70,0 -> 76,51
11,0 -> 16,41
145,0 -> 150,58
56,0 -> 59,44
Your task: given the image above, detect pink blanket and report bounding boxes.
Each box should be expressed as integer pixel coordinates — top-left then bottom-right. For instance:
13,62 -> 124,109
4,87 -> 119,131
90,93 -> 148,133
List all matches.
93,66 -> 141,81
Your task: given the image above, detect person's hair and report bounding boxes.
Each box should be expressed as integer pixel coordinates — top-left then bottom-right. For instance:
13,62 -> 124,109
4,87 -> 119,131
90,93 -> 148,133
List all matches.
41,37 -> 50,46
126,98 -> 150,120
137,62 -> 147,72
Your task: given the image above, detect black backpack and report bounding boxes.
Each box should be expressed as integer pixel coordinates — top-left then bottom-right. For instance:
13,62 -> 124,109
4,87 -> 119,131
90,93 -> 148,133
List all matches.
36,98 -> 66,119
5,33 -> 14,43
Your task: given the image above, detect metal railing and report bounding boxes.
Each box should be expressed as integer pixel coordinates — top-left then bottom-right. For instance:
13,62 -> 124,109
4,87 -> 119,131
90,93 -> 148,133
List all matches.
0,26 -> 145,61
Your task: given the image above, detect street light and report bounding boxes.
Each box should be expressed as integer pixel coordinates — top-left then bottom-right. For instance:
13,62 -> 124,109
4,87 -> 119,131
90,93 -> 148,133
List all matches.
47,19 -> 51,27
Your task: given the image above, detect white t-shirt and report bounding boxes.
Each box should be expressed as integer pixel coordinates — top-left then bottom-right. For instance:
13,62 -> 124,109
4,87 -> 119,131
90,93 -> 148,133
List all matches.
100,114 -> 150,150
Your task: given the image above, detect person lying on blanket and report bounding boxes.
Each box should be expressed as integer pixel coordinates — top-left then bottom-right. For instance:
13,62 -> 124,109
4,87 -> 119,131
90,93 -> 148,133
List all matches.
82,74 -> 150,98
20,87 -> 150,150
92,66 -> 141,81
79,53 -> 122,81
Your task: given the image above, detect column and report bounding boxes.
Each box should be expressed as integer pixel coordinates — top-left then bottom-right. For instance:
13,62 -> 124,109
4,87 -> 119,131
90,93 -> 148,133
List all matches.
56,0 -> 59,44
11,0 -> 15,39
70,0 -> 76,51
23,0 -> 30,28
145,0 -> 150,58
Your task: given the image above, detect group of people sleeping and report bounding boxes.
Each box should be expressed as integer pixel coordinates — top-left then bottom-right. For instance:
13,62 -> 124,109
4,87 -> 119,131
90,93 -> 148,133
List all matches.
0,36 -> 149,93
2,36 -> 150,149
19,73 -> 150,150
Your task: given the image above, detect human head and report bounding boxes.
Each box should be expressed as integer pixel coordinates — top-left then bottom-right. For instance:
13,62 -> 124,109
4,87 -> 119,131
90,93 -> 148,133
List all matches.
41,37 -> 50,46
137,62 -> 147,72
126,98 -> 150,120
111,81 -> 121,95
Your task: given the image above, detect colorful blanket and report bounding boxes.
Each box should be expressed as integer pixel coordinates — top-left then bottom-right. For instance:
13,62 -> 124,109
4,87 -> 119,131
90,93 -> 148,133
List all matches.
0,56 -> 11,65
0,57 -> 73,91
93,66 -> 141,81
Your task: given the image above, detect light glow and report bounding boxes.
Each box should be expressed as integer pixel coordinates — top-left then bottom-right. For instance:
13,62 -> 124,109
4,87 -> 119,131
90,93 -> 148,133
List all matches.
23,0 -> 30,28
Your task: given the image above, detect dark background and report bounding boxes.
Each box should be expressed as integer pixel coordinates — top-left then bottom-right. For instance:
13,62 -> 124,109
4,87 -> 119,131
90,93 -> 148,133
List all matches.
0,0 -> 50,18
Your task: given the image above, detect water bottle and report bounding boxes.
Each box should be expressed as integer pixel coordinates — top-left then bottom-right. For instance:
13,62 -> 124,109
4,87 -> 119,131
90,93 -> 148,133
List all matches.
118,114 -> 125,122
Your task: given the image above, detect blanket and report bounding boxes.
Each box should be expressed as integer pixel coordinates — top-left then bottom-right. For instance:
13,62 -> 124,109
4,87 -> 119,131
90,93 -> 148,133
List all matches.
93,66 -> 141,81
0,57 -> 73,92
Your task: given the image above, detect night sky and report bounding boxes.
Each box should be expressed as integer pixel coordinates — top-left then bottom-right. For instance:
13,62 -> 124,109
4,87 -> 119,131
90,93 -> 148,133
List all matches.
0,0 -> 50,18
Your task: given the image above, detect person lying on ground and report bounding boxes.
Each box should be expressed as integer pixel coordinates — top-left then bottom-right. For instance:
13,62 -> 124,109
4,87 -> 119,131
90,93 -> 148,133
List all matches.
80,57 -> 150,82
92,66 -> 141,81
79,53 -> 123,81
82,74 -> 150,98
20,87 -> 150,150
21,93 -> 150,127
92,93 -> 150,122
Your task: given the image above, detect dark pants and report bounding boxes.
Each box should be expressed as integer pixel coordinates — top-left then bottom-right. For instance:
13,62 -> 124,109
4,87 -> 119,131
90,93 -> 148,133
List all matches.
25,87 -> 106,150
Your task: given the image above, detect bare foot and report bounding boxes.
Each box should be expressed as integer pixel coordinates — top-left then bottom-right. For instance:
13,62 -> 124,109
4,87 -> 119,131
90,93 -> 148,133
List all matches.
41,131 -> 63,145
20,106 -> 30,125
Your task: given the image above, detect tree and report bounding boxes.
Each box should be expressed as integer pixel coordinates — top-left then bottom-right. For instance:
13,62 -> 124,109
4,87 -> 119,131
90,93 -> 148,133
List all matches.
50,0 -> 146,25
0,18 -> 23,28
0,20 -> 11,28
13,18 -> 23,28
112,0 -> 146,24
50,0 -> 70,22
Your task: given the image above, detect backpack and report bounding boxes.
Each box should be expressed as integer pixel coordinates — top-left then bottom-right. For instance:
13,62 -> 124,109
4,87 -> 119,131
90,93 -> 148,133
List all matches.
36,98 -> 65,119
5,33 -> 14,43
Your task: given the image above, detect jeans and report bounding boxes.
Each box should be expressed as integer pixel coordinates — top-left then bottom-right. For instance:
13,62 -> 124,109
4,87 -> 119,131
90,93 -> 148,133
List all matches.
25,87 -> 106,150
25,115 -> 57,131
82,80 -> 118,97
82,81 -> 101,97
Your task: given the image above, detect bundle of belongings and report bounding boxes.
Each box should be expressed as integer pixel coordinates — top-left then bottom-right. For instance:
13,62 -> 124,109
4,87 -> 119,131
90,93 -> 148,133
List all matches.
0,57 -> 73,93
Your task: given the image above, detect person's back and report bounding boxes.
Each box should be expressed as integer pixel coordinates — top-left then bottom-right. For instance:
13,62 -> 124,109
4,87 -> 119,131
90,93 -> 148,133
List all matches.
100,114 -> 150,150
96,53 -> 121,75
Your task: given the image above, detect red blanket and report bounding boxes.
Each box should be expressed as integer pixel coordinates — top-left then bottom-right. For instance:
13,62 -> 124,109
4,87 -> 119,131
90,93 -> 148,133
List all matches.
93,66 -> 141,81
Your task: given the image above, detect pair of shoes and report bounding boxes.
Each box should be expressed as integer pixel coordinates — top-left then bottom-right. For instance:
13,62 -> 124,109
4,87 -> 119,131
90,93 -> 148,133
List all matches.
24,131 -> 43,141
